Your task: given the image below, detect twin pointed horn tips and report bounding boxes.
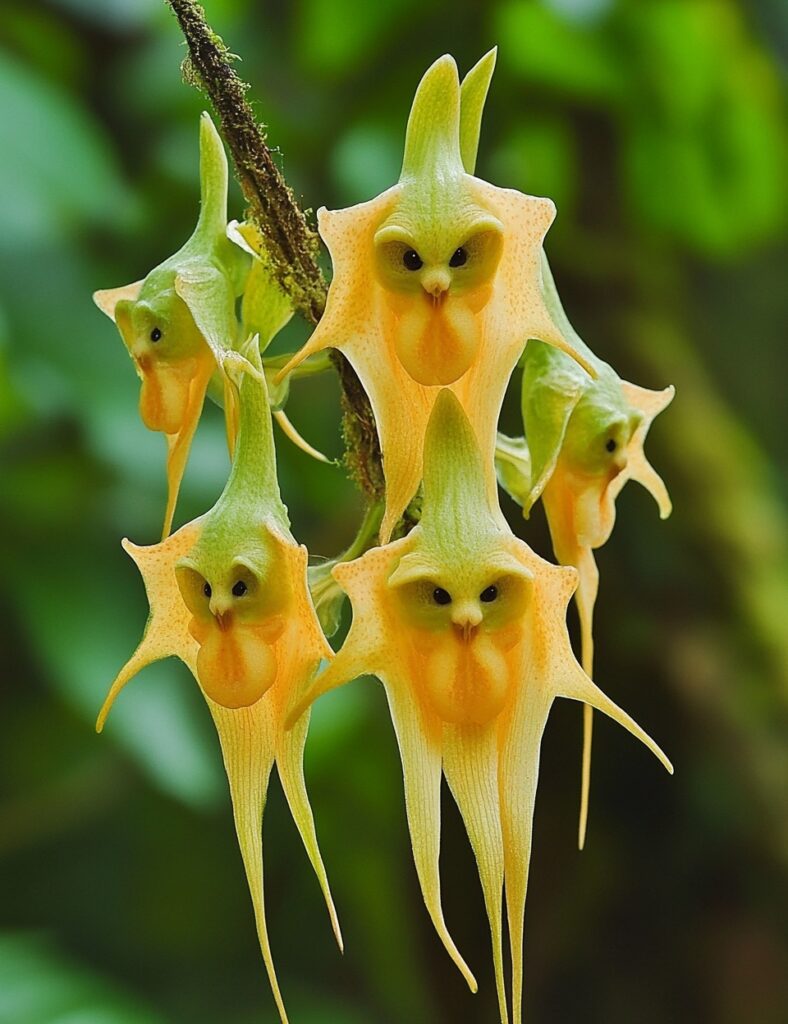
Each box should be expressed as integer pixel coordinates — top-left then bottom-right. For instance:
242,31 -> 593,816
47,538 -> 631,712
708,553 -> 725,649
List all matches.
400,54 -> 462,182
459,47 -> 498,175
422,390 -> 490,529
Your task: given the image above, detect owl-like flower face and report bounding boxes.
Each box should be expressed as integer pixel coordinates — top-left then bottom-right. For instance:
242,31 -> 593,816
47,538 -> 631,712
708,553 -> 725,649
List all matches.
374,205 -> 503,386
555,393 -> 645,549
176,533 -> 292,710
388,548 -> 533,726
115,290 -> 215,434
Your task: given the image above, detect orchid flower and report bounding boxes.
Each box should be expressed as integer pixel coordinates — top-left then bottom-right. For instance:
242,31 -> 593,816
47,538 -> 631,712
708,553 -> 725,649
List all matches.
93,113 -> 281,538
96,341 -> 340,1024
289,390 -> 672,1024
278,51 -> 596,542
502,253 -> 674,848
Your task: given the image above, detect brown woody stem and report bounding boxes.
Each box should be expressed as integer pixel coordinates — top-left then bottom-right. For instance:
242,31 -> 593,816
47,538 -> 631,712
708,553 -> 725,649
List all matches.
165,0 -> 384,501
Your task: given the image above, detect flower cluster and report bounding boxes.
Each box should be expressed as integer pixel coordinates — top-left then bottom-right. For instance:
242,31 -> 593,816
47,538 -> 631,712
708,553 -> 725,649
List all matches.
95,51 -> 673,1024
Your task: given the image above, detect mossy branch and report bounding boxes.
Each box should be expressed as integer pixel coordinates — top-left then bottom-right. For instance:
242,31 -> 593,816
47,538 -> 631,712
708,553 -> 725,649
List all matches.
165,0 -> 384,501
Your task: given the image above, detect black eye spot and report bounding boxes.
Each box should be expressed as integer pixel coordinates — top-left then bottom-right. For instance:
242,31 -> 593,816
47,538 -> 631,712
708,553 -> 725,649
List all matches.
150,327 -> 162,343
449,247 -> 467,268
433,587 -> 452,606
203,582 -> 212,598
403,249 -> 423,271
605,438 -> 617,453
232,580 -> 247,598
480,585 -> 498,603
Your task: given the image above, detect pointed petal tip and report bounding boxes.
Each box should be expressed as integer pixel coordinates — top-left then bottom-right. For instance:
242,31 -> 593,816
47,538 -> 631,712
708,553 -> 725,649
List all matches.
95,699 -> 111,734
427,52 -> 460,78
273,409 -> 332,464
474,45 -> 498,69
93,281 -> 143,321
199,109 -> 221,144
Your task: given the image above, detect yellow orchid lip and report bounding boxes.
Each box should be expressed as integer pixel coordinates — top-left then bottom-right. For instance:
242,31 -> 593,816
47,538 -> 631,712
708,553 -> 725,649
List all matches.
416,629 -> 516,726
384,287 -> 488,385
192,616 -> 280,709
137,359 -> 195,434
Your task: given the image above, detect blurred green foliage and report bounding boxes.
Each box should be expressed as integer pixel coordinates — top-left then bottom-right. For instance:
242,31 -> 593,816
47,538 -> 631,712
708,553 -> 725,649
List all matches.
0,1 -> 786,1022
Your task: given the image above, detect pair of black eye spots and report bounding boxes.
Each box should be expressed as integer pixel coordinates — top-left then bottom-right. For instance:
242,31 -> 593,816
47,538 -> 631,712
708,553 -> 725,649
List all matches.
432,585 -> 498,606
402,247 -> 468,271
202,581 -> 248,599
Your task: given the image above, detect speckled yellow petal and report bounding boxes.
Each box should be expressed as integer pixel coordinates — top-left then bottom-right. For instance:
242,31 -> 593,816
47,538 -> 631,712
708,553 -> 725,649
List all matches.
499,683 -> 551,1024
209,700 -> 288,1024
266,537 -> 342,951
96,519 -> 204,732
285,396 -> 671,1023
286,541 -> 411,726
275,55 -> 598,540
443,723 -> 506,1021
275,709 -> 343,952
198,542 -> 338,1024
616,382 -> 675,517
387,676 -> 478,992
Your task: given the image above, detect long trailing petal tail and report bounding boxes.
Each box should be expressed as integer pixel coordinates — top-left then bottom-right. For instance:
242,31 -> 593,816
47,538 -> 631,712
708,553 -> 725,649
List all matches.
162,363 -> 212,539
443,724 -> 508,1024
276,710 -> 343,951
285,644 -> 363,730
96,526 -> 203,731
618,381 -> 675,517
558,661 -> 673,776
499,686 -> 552,1024
627,445 -> 673,518
211,703 -> 289,1024
96,644 -> 154,733
385,679 -> 478,994
573,544 -> 599,852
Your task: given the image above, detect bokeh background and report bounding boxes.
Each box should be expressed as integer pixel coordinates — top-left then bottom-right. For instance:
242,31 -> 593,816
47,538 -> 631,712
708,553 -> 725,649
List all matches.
1,0 -> 787,1021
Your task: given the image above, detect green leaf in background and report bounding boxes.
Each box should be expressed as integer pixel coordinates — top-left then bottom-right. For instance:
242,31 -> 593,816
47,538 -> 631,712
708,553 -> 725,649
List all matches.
619,0 -> 788,256
0,51 -> 133,244
295,0 -> 424,78
0,932 -> 165,1024
6,541 -> 223,809
488,117 -> 577,220
495,1 -> 624,103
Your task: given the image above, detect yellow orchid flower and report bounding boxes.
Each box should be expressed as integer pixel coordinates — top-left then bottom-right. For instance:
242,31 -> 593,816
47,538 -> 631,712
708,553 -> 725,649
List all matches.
96,344 -> 340,1024
508,252 -> 674,849
94,114 -> 288,538
290,390 -> 672,1024
278,52 -> 595,542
